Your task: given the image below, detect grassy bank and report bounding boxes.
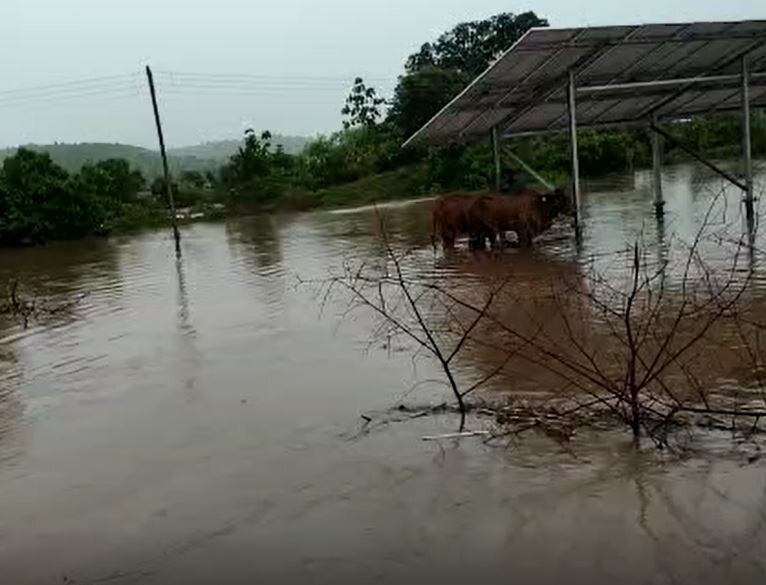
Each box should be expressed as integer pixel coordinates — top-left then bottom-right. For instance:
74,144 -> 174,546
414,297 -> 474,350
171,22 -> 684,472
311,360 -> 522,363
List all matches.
304,165 -> 434,210
224,164 -> 435,215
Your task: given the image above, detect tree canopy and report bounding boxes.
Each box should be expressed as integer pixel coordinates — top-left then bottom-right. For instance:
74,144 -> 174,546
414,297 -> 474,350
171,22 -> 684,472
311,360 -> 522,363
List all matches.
0,149 -> 149,245
387,67 -> 472,140
405,11 -> 549,76
342,78 -> 386,130
75,159 -> 145,202
388,11 -> 548,141
3,10 -> 765,247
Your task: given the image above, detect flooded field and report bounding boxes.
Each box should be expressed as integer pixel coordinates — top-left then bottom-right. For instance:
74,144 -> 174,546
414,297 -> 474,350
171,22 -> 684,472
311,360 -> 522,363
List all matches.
1,163 -> 766,584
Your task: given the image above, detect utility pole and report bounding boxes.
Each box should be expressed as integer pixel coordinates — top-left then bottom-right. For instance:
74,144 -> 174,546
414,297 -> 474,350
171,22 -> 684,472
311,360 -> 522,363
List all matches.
146,65 -> 181,257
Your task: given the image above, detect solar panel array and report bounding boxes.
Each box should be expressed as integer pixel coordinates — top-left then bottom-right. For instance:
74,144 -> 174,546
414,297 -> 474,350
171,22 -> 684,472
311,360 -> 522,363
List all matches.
405,21 -> 766,145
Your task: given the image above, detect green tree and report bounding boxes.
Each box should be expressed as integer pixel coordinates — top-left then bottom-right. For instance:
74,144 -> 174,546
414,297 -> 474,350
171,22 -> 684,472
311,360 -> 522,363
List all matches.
387,67 -> 472,139
180,170 -> 205,190
150,176 -> 178,200
0,149 -> 105,244
221,129 -> 274,185
342,78 -> 386,130
299,134 -> 350,188
271,144 -> 295,175
75,158 -> 145,202
218,129 -> 300,205
388,12 -> 546,142
405,11 -> 548,76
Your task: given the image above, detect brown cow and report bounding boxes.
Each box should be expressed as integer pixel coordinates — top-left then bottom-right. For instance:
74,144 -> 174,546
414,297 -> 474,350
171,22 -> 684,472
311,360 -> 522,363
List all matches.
431,193 -> 482,250
467,189 -> 567,249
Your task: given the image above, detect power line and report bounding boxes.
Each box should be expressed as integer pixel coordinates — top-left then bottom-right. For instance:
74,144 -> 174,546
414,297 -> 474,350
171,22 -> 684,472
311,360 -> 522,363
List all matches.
0,73 -> 142,98
153,76 -> 398,93
158,86 -> 362,95
0,85 -> 145,109
0,82 -> 143,101
0,70 -> 405,112
0,68 -> 458,102
153,70 -> 395,84
0,90 -> 145,113
0,67 -> 436,116
157,81 -> 389,91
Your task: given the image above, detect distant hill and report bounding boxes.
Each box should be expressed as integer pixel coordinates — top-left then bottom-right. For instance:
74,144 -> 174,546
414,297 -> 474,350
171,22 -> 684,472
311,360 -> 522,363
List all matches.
169,135 -> 309,160
0,143 -> 217,178
0,134 -> 310,178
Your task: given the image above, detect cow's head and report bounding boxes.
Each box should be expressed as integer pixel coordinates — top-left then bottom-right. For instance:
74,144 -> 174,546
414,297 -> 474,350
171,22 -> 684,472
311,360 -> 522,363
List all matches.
539,188 -> 569,219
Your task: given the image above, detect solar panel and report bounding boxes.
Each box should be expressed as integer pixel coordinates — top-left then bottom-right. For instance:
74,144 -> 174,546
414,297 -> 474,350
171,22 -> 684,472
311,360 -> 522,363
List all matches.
404,20 -> 766,145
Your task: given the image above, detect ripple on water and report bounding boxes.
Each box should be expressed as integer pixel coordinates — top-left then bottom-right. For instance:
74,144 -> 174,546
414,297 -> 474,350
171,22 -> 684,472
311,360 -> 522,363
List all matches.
0,163 -> 765,583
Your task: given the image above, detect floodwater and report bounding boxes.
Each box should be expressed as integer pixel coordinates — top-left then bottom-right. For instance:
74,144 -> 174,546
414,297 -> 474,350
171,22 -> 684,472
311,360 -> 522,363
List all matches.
1,163 -> 766,584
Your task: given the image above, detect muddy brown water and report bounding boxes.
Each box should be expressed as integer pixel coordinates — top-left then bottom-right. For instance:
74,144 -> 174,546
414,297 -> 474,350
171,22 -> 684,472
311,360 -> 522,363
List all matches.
1,163 -> 766,584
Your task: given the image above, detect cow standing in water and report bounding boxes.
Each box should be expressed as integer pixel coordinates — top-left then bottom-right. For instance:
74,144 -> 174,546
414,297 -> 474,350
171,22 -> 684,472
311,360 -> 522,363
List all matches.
467,189 -> 567,248
431,193 -> 481,251
430,170 -> 519,250
430,188 -> 567,251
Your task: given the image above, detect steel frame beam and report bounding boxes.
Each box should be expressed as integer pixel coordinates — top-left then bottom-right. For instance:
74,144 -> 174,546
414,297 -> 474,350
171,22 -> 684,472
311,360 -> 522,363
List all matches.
651,114 -> 664,216
456,30 -> 589,138
637,39 -> 766,121
555,40 -> 765,132
503,147 -> 555,191
484,33 -> 638,143
491,126 -> 501,191
742,56 -> 755,224
650,52 -> 766,119
649,123 -> 747,191
511,29 -> 766,52
524,26 -> 718,133
578,72 -> 766,93
497,95 -> 766,139
568,69 -> 582,234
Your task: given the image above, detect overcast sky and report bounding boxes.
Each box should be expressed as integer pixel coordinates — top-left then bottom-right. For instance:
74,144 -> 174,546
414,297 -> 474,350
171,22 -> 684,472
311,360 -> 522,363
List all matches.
1,0 -> 764,148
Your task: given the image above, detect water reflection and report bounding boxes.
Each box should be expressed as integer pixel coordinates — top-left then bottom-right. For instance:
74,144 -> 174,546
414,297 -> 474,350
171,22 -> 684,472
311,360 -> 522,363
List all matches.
174,257 -> 201,402
612,447 -> 766,583
225,214 -> 285,274
0,162 -> 764,583
655,210 -> 670,271
223,215 -> 292,323
0,237 -> 120,300
0,342 -> 24,464
175,257 -> 194,337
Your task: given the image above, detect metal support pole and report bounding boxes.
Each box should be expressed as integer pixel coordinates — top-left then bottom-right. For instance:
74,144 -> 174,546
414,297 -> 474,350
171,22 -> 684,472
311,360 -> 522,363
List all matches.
146,65 -> 181,258
491,126 -> 501,192
650,124 -> 747,191
567,70 -> 581,234
651,115 -> 664,216
742,56 -> 755,226
504,148 -> 554,192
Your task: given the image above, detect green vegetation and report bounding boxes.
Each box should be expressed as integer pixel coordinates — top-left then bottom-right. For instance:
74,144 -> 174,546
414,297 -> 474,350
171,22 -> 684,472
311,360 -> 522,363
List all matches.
168,135 -> 308,160
2,10 -> 765,247
0,149 -> 152,245
0,135 -> 309,179
306,166 -> 432,209
210,10 -> 766,212
0,143 -> 212,177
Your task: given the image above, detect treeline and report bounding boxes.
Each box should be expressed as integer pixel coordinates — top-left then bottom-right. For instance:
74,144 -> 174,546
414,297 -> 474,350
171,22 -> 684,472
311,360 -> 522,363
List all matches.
0,151 -> 145,245
217,11 -> 766,208
220,13 -> 555,205
2,11 -> 765,246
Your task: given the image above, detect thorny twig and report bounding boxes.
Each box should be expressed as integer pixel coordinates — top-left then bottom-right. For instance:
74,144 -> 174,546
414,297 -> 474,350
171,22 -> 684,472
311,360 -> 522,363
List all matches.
312,189 -> 766,448
1,280 -> 88,329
